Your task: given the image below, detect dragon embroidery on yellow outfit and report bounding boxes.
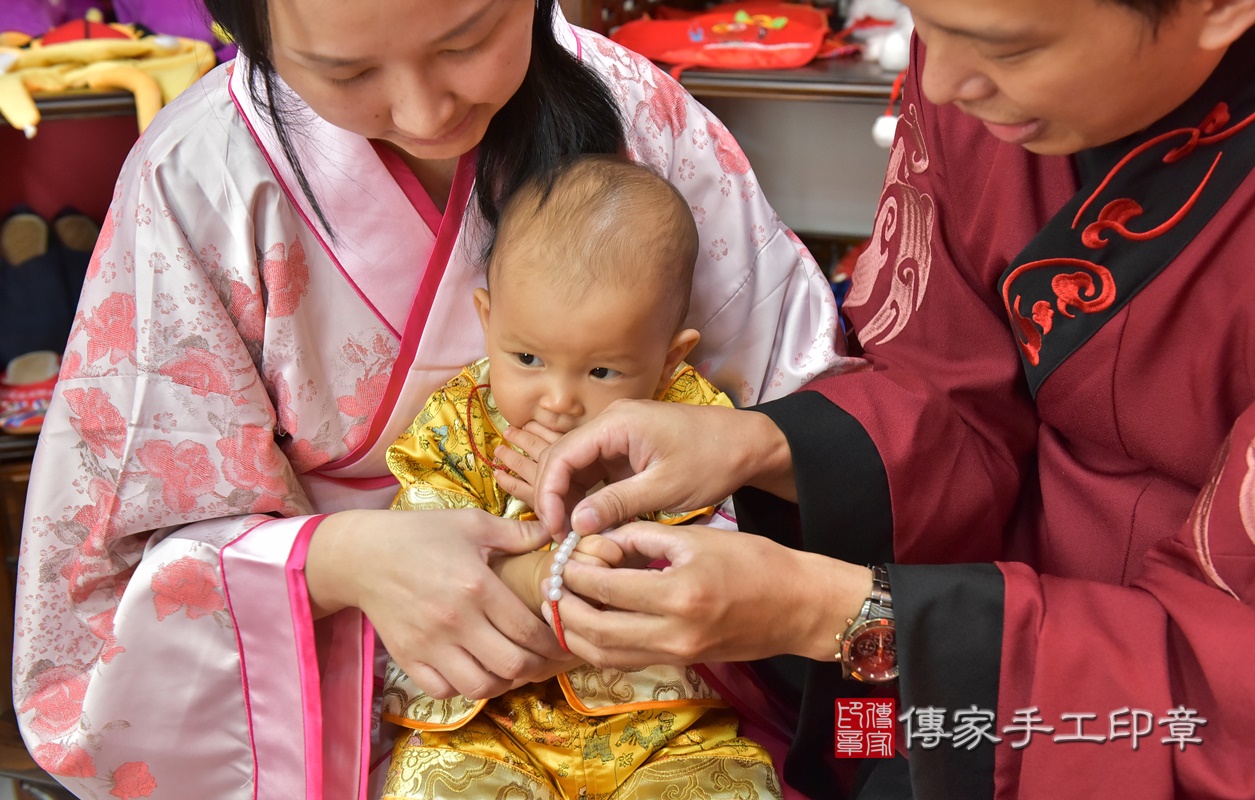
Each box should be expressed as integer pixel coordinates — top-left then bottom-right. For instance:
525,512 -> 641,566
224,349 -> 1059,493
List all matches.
380,358 -> 781,800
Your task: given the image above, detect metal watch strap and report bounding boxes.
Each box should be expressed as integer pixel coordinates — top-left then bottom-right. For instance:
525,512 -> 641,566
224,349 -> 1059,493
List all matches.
836,565 -> 893,661
867,564 -> 893,618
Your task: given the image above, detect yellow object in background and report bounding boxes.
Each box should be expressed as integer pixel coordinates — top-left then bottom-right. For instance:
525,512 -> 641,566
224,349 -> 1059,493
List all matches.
78,64 -> 163,131
0,70 -> 39,138
0,24 -> 215,137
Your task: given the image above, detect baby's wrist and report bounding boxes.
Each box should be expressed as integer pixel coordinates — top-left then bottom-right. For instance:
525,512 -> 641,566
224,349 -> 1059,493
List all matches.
527,550 -> 554,615
492,550 -> 549,616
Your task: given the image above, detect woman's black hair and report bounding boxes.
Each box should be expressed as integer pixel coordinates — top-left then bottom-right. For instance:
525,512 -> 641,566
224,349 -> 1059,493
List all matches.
477,0 -> 625,236
200,0 -> 625,245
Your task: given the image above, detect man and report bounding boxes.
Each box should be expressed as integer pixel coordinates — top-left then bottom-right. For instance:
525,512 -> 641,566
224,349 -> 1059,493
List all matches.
521,0 -> 1255,797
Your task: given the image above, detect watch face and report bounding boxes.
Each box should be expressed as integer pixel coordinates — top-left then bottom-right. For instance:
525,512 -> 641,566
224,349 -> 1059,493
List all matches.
844,619 -> 897,683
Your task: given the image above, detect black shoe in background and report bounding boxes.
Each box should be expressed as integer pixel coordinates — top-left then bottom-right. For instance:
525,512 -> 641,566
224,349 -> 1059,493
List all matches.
0,207 -> 75,366
51,207 -> 100,310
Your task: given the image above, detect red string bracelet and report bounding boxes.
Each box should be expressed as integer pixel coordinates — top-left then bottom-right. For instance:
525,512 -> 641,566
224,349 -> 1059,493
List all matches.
550,599 -> 571,654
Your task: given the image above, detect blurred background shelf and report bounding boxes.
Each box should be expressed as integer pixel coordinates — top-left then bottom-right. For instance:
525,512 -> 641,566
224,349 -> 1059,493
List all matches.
30,89 -> 136,121
562,0 -> 897,238
678,57 -> 895,103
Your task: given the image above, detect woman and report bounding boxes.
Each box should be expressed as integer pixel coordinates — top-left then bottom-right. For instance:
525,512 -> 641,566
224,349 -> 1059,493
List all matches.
11,0 -> 848,797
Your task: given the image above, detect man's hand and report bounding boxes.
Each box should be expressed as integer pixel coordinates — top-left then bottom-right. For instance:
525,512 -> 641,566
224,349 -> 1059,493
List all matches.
532,400 -> 796,538
542,521 -> 873,666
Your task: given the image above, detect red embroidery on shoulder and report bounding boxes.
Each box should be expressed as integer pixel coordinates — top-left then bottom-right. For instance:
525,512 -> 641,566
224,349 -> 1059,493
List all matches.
1003,258 -> 1115,366
1006,103 -> 1255,366
847,102 -> 935,347
707,118 -> 750,175
640,70 -> 688,138
1072,103 -> 1255,231
1080,156 -> 1219,248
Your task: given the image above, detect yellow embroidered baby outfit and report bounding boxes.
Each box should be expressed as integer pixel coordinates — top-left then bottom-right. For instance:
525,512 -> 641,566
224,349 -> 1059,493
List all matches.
380,357 -> 781,800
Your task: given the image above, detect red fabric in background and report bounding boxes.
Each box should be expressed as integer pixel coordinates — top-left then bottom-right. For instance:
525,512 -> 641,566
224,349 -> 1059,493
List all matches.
611,2 -> 829,71
0,116 -> 135,224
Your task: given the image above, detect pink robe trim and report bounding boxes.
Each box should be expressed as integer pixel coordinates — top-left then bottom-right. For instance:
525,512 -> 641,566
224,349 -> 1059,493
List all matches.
312,472 -> 401,491
285,518 -> 326,799
357,619 -> 377,800
221,514 -> 368,800
316,152 -> 478,474
372,142 -> 444,237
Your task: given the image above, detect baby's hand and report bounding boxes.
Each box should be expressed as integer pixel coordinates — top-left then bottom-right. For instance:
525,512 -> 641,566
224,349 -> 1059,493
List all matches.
566,533 -> 625,571
494,422 -> 563,510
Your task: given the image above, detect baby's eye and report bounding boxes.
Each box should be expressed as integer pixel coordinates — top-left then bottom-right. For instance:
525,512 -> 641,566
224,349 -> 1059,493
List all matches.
516,353 -> 541,366
590,367 -> 621,379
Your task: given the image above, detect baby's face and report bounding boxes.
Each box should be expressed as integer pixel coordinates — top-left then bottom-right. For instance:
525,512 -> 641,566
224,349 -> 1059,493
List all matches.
476,274 -> 680,434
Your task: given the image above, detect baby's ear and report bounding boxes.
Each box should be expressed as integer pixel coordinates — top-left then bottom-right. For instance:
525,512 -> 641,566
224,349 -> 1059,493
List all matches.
1198,0 -> 1255,51
473,288 -> 491,334
661,328 -> 701,379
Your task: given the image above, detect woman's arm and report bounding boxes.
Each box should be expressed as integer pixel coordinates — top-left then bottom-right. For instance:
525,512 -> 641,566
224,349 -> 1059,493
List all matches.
11,77 -> 561,798
306,508 -> 562,697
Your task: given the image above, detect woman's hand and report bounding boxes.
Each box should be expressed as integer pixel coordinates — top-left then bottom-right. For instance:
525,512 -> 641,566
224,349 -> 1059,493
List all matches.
532,400 -> 796,538
493,422 -> 563,511
304,508 -> 569,700
543,521 -> 872,666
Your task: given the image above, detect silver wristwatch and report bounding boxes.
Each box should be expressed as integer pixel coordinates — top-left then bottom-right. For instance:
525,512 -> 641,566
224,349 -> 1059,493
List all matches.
836,565 -> 897,683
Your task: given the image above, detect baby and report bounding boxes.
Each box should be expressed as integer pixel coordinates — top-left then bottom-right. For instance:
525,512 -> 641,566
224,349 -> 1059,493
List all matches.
380,155 -> 781,800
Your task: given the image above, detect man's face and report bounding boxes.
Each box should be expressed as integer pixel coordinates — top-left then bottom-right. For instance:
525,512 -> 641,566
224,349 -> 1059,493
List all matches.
904,0 -> 1226,154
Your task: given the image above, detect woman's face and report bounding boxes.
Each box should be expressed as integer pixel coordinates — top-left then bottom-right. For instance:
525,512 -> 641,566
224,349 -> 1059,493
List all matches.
269,0 -> 535,162
904,0 -> 1226,154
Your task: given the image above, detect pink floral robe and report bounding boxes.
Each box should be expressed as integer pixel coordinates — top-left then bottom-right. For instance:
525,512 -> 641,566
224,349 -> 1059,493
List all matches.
12,11 -> 852,799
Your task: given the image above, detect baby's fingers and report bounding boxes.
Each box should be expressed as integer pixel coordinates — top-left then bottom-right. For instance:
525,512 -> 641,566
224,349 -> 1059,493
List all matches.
518,421 -> 564,446
495,444 -> 538,477
502,424 -> 560,459
570,533 -> 625,569
494,467 -> 535,508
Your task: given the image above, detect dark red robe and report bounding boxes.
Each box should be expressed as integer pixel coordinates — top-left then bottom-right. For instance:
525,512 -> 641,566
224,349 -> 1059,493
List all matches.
737,28 -> 1255,800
